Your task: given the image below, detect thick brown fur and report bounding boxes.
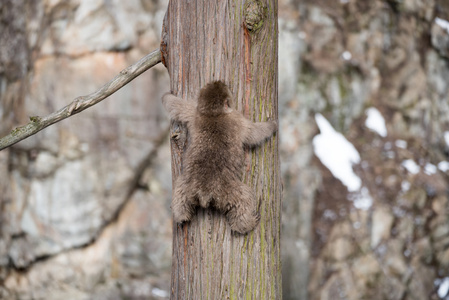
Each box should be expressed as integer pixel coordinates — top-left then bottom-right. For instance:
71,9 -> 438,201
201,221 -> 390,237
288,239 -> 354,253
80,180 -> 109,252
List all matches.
162,81 -> 277,234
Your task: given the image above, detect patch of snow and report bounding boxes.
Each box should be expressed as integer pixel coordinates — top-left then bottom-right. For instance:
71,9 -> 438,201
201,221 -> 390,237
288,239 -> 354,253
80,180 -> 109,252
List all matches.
401,159 -> 420,174
435,18 -> 449,35
437,277 -> 449,298
313,114 -> 361,192
401,181 -> 411,192
395,140 -> 407,149
342,51 -> 352,60
152,288 -> 169,298
352,187 -> 373,210
445,131 -> 449,147
323,209 -> 337,220
365,107 -> 387,137
438,161 -> 449,172
424,163 -> 437,175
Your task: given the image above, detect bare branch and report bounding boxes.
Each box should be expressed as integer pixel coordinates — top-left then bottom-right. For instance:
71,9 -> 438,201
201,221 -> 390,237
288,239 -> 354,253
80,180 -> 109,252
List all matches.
0,49 -> 162,151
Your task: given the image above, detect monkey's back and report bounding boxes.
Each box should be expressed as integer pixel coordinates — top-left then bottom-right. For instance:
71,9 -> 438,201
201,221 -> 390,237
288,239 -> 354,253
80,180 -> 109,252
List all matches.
186,112 -> 244,196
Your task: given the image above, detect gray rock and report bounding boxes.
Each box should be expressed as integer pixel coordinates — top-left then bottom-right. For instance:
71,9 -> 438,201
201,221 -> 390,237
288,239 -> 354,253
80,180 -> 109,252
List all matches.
371,206 -> 394,248
432,19 -> 449,58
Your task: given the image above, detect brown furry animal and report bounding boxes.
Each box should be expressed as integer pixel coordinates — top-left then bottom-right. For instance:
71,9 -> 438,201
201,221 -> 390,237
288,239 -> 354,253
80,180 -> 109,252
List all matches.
162,81 -> 277,234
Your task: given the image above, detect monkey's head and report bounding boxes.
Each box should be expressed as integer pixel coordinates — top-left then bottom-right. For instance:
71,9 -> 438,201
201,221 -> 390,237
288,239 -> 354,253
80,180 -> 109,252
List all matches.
197,81 -> 232,116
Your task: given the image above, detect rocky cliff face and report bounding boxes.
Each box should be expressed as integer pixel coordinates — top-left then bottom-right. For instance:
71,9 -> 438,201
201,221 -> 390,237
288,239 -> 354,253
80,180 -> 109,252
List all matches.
1,0 -> 449,299
1,1 -> 172,299
279,0 -> 449,299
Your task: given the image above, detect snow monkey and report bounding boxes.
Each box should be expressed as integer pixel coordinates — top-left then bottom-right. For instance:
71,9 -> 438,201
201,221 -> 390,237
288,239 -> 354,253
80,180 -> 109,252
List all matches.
162,81 -> 277,234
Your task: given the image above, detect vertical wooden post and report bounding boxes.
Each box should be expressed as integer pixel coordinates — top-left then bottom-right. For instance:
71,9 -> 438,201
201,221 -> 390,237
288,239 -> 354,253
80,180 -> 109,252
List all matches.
161,0 -> 281,298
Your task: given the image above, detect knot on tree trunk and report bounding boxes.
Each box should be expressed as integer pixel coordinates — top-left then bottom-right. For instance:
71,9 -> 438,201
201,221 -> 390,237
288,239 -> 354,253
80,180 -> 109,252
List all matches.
244,0 -> 266,32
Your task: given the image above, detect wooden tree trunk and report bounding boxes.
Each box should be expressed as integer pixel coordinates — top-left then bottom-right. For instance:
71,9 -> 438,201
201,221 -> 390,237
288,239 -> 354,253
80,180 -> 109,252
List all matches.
161,0 -> 281,298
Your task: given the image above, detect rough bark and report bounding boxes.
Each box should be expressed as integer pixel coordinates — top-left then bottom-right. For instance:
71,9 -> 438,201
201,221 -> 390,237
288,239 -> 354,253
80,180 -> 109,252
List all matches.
161,0 -> 281,299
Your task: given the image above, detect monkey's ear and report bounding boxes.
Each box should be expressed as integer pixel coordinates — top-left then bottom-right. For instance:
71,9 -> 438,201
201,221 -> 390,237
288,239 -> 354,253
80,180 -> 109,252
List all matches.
224,98 -> 233,113
224,106 -> 233,114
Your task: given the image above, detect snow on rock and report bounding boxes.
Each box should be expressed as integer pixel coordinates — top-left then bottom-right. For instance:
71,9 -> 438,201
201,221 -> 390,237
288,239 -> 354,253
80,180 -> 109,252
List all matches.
435,18 -> 449,35
445,131 -> 449,147
341,51 -> 352,60
313,114 -> 361,192
351,187 -> 373,210
424,163 -> 437,175
365,107 -> 387,137
401,159 -> 420,174
438,161 -> 449,172
437,277 -> 449,299
152,288 -> 169,298
395,140 -> 407,149
401,181 -> 411,192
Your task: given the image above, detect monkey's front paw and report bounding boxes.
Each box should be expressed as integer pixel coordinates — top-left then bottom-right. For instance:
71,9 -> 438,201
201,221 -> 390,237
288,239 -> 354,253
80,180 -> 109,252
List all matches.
162,92 -> 170,102
266,117 -> 277,131
270,120 -> 278,132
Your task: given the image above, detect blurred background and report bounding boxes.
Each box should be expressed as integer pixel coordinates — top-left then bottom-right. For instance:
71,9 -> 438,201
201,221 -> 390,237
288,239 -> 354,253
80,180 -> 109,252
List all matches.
1,0 -> 449,299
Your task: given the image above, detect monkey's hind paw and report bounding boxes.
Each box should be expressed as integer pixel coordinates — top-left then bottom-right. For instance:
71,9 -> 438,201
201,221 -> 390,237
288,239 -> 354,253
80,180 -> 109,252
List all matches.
227,211 -> 260,234
172,208 -> 195,224
171,198 -> 196,224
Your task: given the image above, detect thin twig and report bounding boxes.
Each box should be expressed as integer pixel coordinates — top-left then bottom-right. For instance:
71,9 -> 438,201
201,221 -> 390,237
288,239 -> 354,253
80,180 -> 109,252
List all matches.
0,49 -> 162,151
